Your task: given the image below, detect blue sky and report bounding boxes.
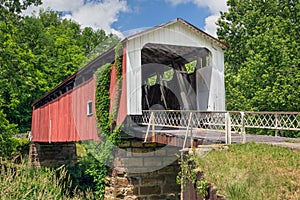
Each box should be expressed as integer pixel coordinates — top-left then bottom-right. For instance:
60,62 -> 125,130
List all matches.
24,0 -> 228,37
113,0 -> 210,32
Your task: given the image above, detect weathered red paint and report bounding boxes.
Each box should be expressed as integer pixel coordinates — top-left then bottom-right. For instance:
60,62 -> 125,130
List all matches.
31,77 -> 99,142
72,77 -> 98,141
31,47 -> 127,142
117,47 -> 127,125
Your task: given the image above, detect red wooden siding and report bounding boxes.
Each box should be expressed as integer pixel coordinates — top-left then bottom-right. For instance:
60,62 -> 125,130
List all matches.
31,47 -> 128,142
117,47 -> 127,125
109,48 -> 127,125
31,77 -> 99,142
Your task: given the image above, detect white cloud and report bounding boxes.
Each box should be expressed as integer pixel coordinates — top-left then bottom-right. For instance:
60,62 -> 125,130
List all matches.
204,14 -> 220,37
166,0 -> 228,37
23,0 -> 128,35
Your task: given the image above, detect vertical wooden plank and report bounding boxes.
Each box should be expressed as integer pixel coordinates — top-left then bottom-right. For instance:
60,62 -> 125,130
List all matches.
39,108 -> 43,141
31,109 -> 38,141
80,82 -> 86,140
55,100 -> 59,141
69,90 -> 74,142
62,94 -> 68,141
91,77 -> 97,140
44,105 -> 50,142
74,85 -> 81,141
117,47 -> 128,125
67,93 -> 71,141
81,82 -> 85,140
57,98 -> 62,142
49,102 -> 53,142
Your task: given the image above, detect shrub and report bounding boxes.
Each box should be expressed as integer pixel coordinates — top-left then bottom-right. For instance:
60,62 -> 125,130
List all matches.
0,109 -> 19,158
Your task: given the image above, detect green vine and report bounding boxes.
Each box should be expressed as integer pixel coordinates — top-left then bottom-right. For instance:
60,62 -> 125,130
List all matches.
111,42 -> 123,122
95,62 -> 112,137
196,178 -> 209,197
84,43 -> 124,199
114,42 -> 123,79
177,152 -> 209,198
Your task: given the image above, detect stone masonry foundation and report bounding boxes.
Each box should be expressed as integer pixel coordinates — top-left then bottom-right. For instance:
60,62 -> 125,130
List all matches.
29,139 -> 181,199
105,139 -> 181,200
29,142 -> 77,167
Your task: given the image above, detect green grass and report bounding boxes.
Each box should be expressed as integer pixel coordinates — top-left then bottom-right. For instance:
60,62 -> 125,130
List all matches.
195,143 -> 300,200
0,157 -> 95,200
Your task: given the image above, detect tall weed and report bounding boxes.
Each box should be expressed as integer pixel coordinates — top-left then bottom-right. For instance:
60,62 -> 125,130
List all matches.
0,157 -> 94,200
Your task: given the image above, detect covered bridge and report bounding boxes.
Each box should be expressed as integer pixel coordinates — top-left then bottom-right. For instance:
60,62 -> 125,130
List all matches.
31,18 -> 227,143
30,18 -> 228,199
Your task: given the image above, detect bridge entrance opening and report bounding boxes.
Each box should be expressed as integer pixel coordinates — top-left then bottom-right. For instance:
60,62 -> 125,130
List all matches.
141,43 -> 211,111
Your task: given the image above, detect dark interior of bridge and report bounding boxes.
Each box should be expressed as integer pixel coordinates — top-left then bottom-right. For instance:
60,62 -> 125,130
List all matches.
141,43 -> 210,111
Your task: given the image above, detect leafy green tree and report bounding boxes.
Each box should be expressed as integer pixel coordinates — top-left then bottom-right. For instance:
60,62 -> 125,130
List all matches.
0,0 -> 42,139
80,28 -> 120,65
0,108 -> 18,157
0,6 -> 119,132
217,0 -> 300,111
0,0 -> 41,14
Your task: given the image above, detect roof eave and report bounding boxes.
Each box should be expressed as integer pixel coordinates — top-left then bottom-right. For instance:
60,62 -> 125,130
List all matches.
124,18 -> 228,50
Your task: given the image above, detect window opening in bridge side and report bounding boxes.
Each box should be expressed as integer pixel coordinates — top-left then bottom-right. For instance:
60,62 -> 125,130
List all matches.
87,100 -> 93,116
206,55 -> 210,67
163,68 -> 174,81
147,74 -> 157,86
185,60 -> 197,74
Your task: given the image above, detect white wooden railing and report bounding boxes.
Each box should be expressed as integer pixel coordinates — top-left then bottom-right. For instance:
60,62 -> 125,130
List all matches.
131,110 -> 300,149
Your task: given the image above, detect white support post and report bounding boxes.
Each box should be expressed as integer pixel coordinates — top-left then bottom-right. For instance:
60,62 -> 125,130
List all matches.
144,112 -> 154,143
151,112 -> 155,142
241,112 -> 246,143
225,113 -> 231,144
275,113 -> 278,137
182,112 -> 193,150
190,117 -> 194,148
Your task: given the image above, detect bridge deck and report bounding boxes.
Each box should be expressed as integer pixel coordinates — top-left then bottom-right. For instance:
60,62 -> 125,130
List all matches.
124,125 -> 300,148
159,129 -> 300,143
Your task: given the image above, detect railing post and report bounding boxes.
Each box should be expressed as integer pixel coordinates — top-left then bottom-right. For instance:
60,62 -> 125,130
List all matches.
144,112 -> 154,143
190,113 -> 194,148
275,113 -> 278,137
151,112 -> 155,142
225,113 -> 227,144
225,112 -> 231,144
182,112 -> 193,150
241,112 -> 246,143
